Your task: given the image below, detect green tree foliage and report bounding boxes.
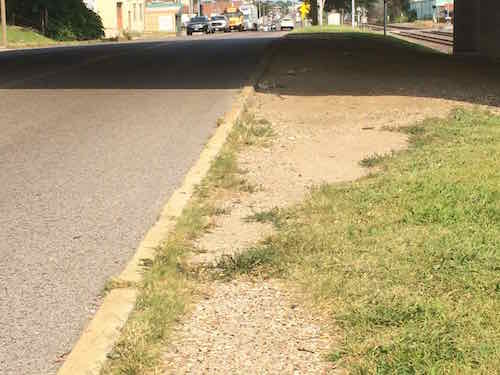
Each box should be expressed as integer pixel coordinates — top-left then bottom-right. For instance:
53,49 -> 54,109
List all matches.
388,0 -> 411,18
325,0 -> 378,12
6,0 -> 104,40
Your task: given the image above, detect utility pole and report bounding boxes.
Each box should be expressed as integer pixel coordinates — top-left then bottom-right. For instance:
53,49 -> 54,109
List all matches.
1,0 -> 7,48
318,0 -> 323,26
351,0 -> 355,28
383,0 -> 387,36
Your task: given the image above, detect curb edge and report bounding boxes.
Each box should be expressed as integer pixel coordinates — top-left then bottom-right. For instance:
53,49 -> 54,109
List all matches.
56,39 -> 276,375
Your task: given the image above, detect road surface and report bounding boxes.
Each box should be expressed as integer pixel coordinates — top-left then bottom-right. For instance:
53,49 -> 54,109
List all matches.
0,32 -> 282,375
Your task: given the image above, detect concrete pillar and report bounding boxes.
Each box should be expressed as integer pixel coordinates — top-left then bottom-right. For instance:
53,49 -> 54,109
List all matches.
454,0 -> 480,54
479,0 -> 500,59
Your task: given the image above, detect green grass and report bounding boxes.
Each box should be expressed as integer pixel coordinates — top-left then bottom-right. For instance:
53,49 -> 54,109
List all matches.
359,152 -> 394,168
291,25 -> 441,54
196,111 -> 274,197
215,246 -> 282,280
244,207 -> 283,228
0,25 -> 56,46
218,108 -> 500,373
292,25 -> 362,34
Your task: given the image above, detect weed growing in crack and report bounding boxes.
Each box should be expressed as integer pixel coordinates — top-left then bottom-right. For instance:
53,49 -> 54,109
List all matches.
244,207 -> 283,228
215,245 -> 282,280
359,152 -> 394,168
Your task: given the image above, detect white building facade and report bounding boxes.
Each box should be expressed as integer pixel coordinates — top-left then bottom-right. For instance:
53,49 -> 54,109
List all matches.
85,0 -> 146,38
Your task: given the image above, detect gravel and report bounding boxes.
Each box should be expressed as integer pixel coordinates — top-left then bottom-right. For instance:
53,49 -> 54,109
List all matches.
163,280 -> 335,374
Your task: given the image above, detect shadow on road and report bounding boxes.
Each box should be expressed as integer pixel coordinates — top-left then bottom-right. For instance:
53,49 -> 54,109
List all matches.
0,35 -> 277,90
1,32 -> 499,108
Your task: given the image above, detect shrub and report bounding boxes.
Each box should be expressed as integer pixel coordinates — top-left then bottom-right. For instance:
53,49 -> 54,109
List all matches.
407,9 -> 418,22
7,0 -> 104,41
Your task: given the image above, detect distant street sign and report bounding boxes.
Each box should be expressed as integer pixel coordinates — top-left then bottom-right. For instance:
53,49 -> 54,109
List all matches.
300,3 -> 310,21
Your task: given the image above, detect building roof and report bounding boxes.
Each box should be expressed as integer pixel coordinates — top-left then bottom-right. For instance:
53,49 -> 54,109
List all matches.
146,1 -> 182,9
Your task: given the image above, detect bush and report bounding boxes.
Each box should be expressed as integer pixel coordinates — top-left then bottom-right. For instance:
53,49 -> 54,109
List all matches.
394,14 -> 409,23
46,22 -> 76,41
407,9 -> 418,22
7,0 -> 104,41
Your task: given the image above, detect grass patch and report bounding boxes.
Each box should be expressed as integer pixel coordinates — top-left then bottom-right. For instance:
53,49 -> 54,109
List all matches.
359,152 -> 393,168
292,25 -> 363,34
230,111 -> 275,147
244,207 -> 282,228
197,111 -> 274,197
1,25 -> 56,47
240,108 -> 500,373
215,245 -> 281,280
291,25 -> 441,54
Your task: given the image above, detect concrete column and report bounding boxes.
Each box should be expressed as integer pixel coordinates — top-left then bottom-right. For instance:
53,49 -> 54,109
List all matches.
479,0 -> 500,59
454,0 -> 480,54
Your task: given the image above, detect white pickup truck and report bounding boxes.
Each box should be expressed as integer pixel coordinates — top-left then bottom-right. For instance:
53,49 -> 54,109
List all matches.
280,17 -> 294,31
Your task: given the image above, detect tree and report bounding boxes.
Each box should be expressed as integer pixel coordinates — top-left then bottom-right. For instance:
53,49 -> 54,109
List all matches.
325,0 -> 378,13
6,0 -> 104,40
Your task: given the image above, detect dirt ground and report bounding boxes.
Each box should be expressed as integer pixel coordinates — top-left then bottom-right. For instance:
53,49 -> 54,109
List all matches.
162,34 -> 500,374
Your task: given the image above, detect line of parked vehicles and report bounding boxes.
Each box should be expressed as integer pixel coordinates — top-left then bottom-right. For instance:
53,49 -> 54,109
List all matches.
185,6 -> 294,36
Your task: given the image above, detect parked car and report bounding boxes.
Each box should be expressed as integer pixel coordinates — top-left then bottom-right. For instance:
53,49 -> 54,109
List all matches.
280,17 -> 294,31
187,16 -> 213,35
210,15 -> 230,32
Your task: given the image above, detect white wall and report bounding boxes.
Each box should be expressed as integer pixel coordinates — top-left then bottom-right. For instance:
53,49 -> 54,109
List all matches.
95,0 -> 145,38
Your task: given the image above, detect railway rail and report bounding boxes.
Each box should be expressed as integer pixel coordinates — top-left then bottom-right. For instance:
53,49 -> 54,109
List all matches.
367,24 -> 453,47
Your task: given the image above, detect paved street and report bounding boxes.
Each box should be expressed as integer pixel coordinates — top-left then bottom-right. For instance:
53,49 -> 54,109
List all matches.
0,32 -> 282,375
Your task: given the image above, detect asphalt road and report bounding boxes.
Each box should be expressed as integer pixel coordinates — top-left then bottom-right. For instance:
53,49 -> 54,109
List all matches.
0,31 -> 282,375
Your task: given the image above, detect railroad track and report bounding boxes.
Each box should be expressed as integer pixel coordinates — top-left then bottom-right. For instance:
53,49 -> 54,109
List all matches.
421,30 -> 453,38
367,24 -> 453,47
397,31 -> 453,46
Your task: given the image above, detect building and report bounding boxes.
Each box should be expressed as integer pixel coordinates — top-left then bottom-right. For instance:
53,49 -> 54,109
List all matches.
409,0 -> 453,20
197,1 -> 245,17
144,1 -> 182,34
89,0 -> 146,38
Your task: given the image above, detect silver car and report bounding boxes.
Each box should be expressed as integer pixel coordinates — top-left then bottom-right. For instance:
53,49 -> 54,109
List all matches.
210,15 -> 230,33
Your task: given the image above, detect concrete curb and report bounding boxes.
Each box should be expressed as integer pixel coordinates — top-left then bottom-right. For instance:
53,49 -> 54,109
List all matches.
57,39 -> 277,375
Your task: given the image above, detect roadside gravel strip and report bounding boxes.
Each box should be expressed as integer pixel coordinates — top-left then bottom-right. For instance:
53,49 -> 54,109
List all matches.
56,37 -> 278,375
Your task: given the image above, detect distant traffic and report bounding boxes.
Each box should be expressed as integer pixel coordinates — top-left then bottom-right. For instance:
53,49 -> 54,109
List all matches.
183,4 -> 295,36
